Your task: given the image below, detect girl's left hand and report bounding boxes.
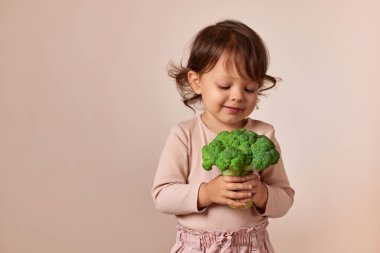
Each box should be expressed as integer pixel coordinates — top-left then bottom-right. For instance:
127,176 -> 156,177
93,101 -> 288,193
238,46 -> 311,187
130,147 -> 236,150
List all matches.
240,171 -> 268,210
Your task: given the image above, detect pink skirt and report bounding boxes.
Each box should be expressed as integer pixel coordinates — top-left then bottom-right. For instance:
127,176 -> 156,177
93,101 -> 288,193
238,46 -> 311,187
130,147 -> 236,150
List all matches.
170,221 -> 274,253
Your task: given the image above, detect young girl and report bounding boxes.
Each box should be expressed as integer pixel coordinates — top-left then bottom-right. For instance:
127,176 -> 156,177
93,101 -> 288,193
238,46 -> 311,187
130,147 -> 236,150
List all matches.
152,19 -> 294,253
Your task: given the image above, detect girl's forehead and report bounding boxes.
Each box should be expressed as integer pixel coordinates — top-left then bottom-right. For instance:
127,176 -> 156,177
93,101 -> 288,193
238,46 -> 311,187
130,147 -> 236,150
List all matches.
212,54 -> 250,80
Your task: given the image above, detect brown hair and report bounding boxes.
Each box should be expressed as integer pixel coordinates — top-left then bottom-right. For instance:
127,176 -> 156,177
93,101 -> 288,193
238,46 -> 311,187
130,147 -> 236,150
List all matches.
168,19 -> 279,111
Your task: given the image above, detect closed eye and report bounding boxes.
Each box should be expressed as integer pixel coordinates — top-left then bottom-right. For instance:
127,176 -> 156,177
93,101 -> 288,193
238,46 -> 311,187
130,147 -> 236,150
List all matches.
218,85 -> 230,90
245,88 -> 256,93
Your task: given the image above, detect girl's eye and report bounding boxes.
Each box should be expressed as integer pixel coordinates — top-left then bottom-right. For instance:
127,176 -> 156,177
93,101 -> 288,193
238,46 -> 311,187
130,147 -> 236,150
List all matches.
245,88 -> 256,93
218,85 -> 230,90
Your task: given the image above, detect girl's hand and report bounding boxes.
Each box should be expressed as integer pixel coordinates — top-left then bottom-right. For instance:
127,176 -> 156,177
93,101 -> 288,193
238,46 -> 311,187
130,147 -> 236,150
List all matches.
198,175 -> 253,209
240,171 -> 268,210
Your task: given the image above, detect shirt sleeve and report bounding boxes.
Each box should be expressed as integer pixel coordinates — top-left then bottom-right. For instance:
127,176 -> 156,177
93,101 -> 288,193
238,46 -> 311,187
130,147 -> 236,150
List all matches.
254,128 -> 295,218
151,126 -> 203,215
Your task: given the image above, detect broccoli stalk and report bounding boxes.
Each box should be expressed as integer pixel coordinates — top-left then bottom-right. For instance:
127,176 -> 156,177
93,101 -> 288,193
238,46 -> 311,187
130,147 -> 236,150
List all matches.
202,128 -> 280,208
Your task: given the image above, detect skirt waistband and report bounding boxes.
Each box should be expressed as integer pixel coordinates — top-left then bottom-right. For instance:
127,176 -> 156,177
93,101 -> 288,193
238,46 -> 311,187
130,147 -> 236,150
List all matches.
175,221 -> 268,251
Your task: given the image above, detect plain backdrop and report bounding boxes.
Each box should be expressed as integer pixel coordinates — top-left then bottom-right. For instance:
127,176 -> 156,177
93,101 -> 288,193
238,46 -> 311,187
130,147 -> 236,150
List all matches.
1,0 -> 379,252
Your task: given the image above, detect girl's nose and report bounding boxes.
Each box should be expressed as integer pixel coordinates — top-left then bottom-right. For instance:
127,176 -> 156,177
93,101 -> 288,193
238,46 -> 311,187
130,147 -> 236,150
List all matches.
231,88 -> 243,102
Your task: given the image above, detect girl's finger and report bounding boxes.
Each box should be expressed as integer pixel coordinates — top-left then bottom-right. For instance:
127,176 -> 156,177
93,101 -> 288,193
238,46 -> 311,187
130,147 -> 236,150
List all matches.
223,176 -> 245,183
225,182 -> 252,191
224,190 -> 252,200
244,179 -> 260,188
253,170 -> 260,177
241,173 -> 258,182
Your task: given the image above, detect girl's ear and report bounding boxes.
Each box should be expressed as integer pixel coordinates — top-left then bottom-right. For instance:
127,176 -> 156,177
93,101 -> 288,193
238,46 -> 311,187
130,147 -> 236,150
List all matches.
188,71 -> 202,94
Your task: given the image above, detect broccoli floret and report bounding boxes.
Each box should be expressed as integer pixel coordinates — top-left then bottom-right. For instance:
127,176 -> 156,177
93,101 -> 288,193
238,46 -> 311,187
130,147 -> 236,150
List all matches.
215,146 -> 246,173
251,135 -> 280,171
202,140 -> 224,170
202,128 -> 280,176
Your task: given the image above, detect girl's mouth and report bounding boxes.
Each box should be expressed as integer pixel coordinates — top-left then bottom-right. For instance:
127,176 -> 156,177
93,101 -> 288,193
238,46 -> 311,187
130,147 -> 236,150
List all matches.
224,106 -> 243,114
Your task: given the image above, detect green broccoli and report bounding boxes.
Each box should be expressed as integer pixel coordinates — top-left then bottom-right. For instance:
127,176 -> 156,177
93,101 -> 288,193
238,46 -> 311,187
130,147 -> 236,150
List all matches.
202,128 -> 280,175
201,128 -> 280,208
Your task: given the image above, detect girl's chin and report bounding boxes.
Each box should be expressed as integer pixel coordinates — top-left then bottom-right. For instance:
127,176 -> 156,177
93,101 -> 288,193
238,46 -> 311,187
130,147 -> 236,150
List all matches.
220,118 -> 247,129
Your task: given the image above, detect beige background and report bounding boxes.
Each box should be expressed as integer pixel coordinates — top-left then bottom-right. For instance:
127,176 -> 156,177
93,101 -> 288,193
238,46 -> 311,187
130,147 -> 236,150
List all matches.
1,0 -> 379,252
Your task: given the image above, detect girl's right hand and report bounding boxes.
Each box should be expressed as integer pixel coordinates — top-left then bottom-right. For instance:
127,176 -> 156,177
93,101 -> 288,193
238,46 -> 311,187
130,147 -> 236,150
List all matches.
198,175 -> 253,209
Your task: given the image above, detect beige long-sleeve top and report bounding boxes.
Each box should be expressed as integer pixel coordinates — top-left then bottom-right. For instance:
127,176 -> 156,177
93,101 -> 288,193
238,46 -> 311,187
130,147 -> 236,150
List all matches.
152,115 -> 294,232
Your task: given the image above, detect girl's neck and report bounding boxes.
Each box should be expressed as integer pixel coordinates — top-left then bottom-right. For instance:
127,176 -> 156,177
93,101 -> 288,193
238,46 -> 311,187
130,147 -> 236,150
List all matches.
200,113 -> 248,134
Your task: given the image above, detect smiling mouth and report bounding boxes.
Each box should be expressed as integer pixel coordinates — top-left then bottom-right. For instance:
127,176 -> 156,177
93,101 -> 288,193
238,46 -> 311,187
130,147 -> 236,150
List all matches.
224,106 -> 243,113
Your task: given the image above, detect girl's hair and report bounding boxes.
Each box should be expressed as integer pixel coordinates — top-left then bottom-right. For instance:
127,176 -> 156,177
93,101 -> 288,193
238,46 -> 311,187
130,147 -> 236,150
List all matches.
168,19 -> 278,111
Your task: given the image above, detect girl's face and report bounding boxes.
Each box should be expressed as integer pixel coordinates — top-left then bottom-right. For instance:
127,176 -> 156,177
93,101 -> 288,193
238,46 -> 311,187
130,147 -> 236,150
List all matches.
189,54 -> 259,133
